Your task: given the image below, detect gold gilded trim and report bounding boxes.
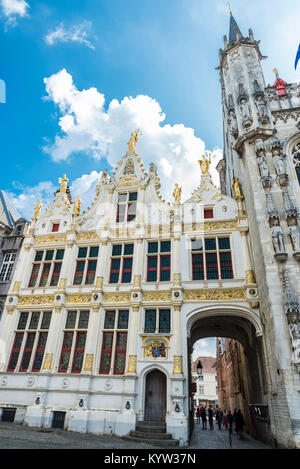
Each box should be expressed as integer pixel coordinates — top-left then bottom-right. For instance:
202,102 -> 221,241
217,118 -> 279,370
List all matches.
34,233 -> 67,246
18,295 -> 55,306
184,288 -> 247,301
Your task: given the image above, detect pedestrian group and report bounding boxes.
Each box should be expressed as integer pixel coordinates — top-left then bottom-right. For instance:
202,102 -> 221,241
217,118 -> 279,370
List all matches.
195,406 -> 245,438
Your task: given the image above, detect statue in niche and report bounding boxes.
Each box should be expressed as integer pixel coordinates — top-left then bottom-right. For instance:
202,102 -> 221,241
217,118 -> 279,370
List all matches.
289,321 -> 300,341
257,153 -> 269,178
272,148 -> 286,176
255,95 -> 268,120
232,177 -> 243,198
288,221 -> 300,252
271,219 -> 285,253
239,97 -> 251,121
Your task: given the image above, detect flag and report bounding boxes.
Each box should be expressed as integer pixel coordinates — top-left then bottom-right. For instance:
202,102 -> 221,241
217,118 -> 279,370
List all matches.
295,43 -> 300,70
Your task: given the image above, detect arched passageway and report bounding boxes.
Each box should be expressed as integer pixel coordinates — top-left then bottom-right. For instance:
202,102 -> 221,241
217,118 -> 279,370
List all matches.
186,307 -> 269,444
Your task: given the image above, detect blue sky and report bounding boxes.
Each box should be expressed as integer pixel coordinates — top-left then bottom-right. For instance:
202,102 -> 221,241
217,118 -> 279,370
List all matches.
1,0 -> 300,219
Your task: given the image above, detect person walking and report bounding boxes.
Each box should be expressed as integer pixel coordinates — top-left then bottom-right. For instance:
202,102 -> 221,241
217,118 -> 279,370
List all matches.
233,409 -> 238,434
196,407 -> 201,424
223,410 -> 228,430
236,410 -> 245,439
200,406 -> 207,430
208,406 -> 214,430
227,411 -> 233,448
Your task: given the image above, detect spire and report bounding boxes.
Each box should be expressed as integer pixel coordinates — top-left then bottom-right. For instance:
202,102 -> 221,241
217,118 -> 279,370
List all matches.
228,10 -> 243,43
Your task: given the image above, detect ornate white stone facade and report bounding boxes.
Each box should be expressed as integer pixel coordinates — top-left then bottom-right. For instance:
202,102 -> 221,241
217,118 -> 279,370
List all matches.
0,14 -> 299,448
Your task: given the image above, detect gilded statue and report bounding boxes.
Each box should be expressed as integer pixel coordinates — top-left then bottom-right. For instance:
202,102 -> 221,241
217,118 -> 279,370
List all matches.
33,199 -> 42,219
198,154 -> 211,175
127,129 -> 141,151
59,174 -> 69,193
73,195 -> 81,215
232,177 -> 243,198
173,183 -> 182,203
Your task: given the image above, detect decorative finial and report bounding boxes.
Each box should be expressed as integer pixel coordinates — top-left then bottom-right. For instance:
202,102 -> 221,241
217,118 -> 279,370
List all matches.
32,199 -> 42,220
198,153 -> 211,176
58,174 -> 69,193
127,129 -> 142,152
228,1 -> 232,14
173,183 -> 182,203
73,195 -> 81,215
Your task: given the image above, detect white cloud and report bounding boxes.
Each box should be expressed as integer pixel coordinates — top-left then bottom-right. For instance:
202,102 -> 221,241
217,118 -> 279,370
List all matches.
1,0 -> 29,24
192,338 -> 216,360
43,69 -> 222,203
45,21 -> 95,50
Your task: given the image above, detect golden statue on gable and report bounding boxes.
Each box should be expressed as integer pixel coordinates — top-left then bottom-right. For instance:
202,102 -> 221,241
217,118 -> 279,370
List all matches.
198,154 -> 211,175
127,129 -> 141,152
33,199 -> 42,219
173,183 -> 182,203
59,174 -> 69,193
73,195 -> 81,215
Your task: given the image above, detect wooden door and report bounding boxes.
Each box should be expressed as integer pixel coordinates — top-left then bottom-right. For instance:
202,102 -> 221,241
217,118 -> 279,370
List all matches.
145,369 -> 166,422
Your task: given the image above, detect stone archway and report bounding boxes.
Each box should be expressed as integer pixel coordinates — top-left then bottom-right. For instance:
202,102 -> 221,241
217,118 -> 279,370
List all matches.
186,305 -> 269,443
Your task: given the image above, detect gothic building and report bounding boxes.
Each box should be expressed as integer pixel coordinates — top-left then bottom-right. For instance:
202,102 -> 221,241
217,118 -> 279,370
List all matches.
0,191 -> 28,318
0,13 -> 299,448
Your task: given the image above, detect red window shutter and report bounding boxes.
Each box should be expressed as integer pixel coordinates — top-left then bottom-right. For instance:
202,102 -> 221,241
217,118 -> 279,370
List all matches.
192,253 -> 204,280
113,332 -> 127,375
8,332 -> 24,371
19,332 -> 36,371
160,254 -> 171,281
121,257 -> 133,283
73,260 -> 85,285
204,209 -> 213,219
28,263 -> 40,287
71,332 -> 87,373
116,203 -> 126,222
32,332 -> 48,372
52,223 -> 60,232
50,262 -> 62,286
58,331 -> 74,372
147,255 -> 158,282
39,263 -> 51,287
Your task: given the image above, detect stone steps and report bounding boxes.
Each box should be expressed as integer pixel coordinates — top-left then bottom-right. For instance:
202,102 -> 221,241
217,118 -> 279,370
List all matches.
122,421 -> 179,448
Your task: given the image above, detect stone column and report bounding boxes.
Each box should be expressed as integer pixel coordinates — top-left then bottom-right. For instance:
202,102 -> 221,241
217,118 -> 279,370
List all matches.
126,306 -> 139,374
82,306 -> 100,374
42,306 -> 65,373
173,304 -> 183,375
240,229 -> 256,284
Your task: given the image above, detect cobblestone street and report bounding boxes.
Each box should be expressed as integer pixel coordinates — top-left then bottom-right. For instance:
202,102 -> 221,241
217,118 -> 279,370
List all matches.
0,420 -> 271,450
189,420 -> 271,450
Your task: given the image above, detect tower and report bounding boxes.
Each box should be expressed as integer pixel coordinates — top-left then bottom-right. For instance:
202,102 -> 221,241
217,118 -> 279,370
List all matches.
218,11 -> 300,448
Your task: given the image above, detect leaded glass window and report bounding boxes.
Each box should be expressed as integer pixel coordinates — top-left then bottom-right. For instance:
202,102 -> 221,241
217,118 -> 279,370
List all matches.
99,310 -> 129,375
191,237 -> 233,280
144,308 -> 171,334
58,310 -> 89,373
147,240 -> 171,282
8,311 -> 51,372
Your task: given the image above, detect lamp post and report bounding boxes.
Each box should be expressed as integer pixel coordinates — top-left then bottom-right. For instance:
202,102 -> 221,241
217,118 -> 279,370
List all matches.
197,360 -> 203,376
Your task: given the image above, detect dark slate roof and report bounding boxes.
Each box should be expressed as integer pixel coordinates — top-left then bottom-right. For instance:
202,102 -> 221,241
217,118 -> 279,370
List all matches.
229,12 -> 243,42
